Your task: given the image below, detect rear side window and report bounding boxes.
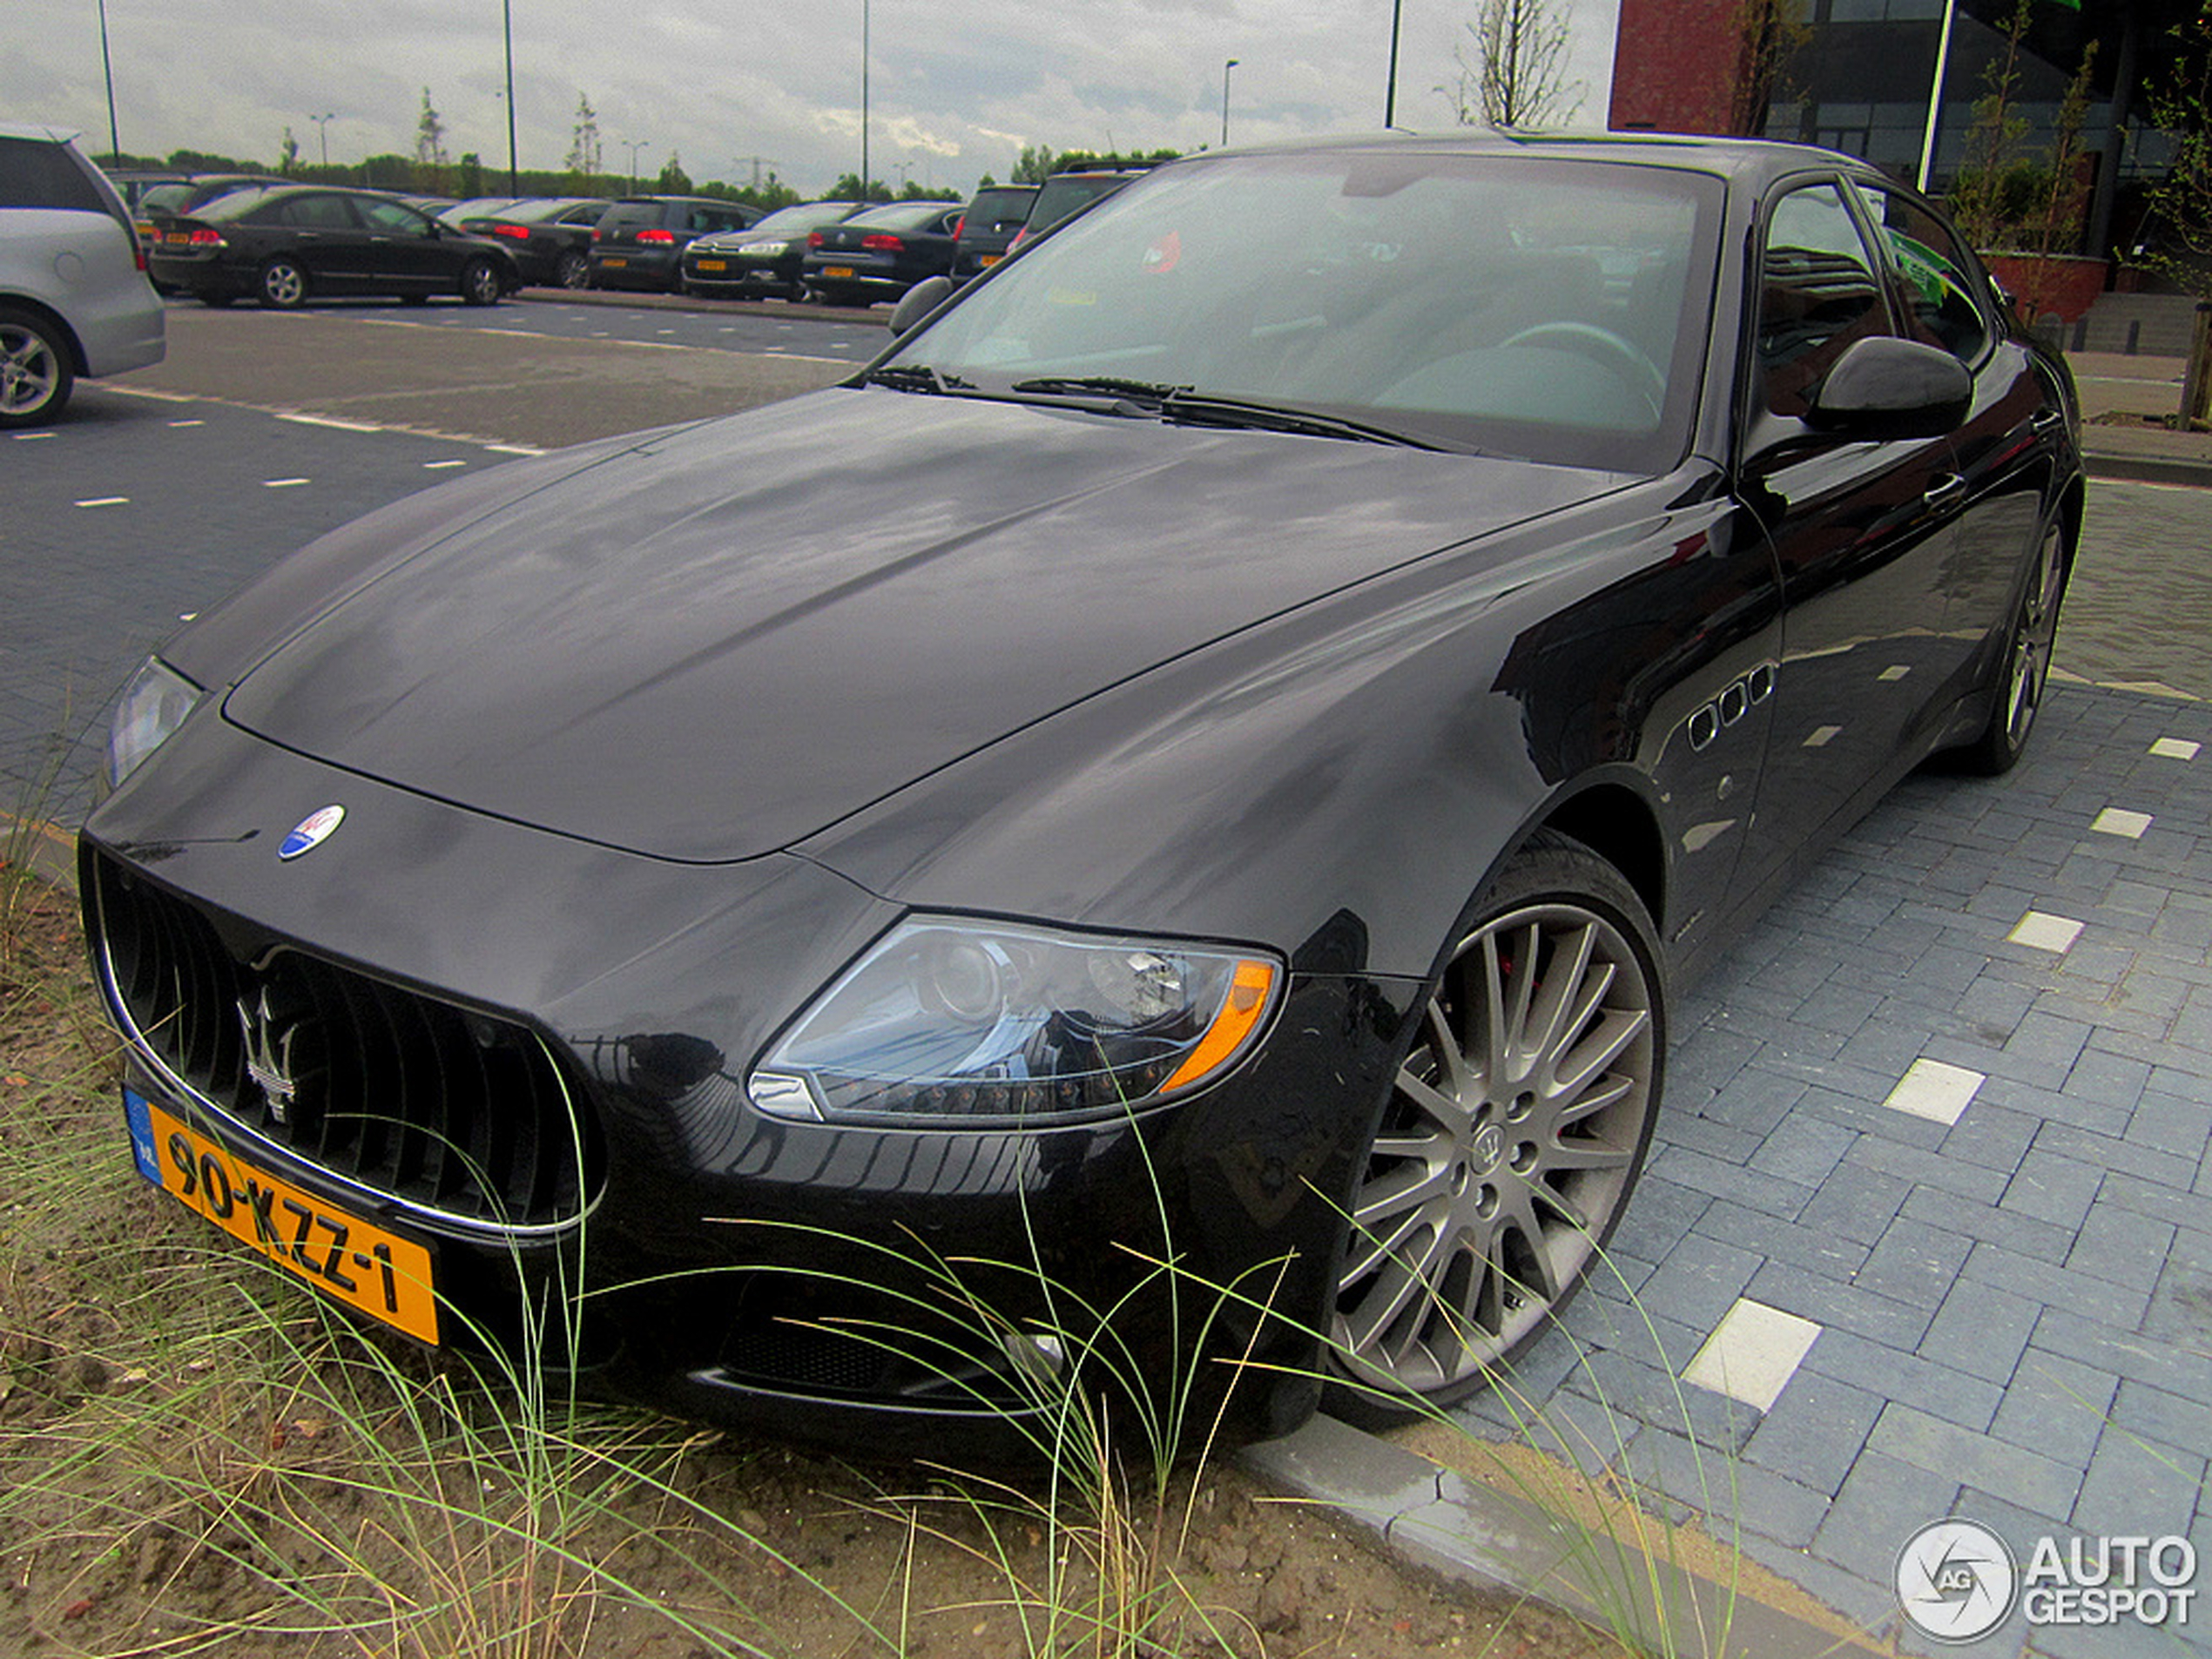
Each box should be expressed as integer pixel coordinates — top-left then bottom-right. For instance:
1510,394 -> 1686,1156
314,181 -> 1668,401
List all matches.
0,137 -> 108,213
1852,183 -> 1992,365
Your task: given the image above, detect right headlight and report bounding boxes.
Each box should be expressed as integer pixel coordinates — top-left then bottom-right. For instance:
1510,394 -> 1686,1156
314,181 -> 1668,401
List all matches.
748,916 -> 1281,1126
103,657 -> 203,792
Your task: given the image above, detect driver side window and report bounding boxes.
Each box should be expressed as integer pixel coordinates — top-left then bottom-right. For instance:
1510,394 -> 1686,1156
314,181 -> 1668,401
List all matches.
1757,183 -> 1892,420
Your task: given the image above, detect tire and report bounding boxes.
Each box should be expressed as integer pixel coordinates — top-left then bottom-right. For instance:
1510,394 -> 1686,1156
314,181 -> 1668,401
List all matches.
0,307 -> 73,428
257,258 -> 307,309
460,258 -> 503,307
555,250 -> 590,290
1325,830 -> 1664,1424
1957,519 -> 2069,776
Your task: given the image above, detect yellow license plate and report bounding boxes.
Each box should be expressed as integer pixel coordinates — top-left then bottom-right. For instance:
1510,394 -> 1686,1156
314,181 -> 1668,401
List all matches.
602,256 -> 628,267
695,259 -> 726,272
125,1089 -> 440,1345
980,253 -> 1002,267
822,266 -> 855,280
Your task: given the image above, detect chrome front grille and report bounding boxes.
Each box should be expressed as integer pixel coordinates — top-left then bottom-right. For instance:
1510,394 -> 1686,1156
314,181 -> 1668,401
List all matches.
89,851 -> 601,1233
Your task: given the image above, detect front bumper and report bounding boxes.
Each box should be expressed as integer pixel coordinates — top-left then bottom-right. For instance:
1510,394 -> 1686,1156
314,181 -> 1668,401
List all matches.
82,714 -> 1408,1450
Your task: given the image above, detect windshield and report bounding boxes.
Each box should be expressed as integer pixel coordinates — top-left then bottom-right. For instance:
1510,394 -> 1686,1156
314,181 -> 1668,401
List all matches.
887,150 -> 1723,471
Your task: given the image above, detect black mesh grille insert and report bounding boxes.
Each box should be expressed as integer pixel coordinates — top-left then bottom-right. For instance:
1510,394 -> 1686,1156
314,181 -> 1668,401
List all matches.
91,852 -> 601,1231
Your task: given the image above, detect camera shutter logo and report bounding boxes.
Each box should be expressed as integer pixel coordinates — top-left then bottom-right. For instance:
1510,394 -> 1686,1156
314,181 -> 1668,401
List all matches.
1898,1519 -> 2019,1642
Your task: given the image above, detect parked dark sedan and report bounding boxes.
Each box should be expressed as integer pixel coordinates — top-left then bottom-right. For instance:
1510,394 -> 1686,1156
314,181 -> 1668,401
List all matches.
148,185 -> 519,308
586,195 -> 760,292
799,200 -> 962,306
678,200 -> 866,300
86,136 -> 2079,1456
452,197 -> 610,289
949,184 -> 1038,282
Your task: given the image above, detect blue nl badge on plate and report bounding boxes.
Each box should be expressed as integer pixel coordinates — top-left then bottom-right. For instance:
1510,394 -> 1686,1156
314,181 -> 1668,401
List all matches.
122,1086 -> 164,1184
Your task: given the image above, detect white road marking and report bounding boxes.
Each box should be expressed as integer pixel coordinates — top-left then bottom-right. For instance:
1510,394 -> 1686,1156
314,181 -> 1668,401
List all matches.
108,385 -> 198,402
263,477 -> 311,489
280,413 -> 383,433
423,459 -> 469,469
75,496 -> 130,508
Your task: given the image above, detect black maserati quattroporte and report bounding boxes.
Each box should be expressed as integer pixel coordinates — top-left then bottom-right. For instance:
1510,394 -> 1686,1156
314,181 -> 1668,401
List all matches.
84,134 -> 2081,1453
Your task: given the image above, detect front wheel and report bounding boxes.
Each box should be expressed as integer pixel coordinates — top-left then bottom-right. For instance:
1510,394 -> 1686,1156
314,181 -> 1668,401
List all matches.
0,307 -> 72,428
1957,520 -> 2068,776
460,259 -> 503,306
1326,831 -> 1663,1422
257,258 -> 307,309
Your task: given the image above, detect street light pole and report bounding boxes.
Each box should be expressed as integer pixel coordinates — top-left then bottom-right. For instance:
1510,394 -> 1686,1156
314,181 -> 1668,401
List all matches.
1222,57 -> 1239,148
310,111 -> 335,170
621,139 -> 651,191
1385,0 -> 1403,129
861,0 -> 872,196
96,0 -> 120,161
502,0 -> 519,194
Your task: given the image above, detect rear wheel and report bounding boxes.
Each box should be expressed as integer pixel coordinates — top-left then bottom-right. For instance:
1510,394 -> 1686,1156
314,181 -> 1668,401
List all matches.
1326,832 -> 1662,1423
0,307 -> 72,428
460,258 -> 503,306
257,258 -> 307,309
555,250 -> 590,290
1958,520 -> 2068,776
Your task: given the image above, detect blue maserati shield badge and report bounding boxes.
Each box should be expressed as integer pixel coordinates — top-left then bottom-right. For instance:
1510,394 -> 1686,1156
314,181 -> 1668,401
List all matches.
279,805 -> 346,861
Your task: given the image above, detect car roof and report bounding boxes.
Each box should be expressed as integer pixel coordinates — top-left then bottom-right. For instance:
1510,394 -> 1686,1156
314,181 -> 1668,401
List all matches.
0,121 -> 87,145
1189,129 -> 1874,191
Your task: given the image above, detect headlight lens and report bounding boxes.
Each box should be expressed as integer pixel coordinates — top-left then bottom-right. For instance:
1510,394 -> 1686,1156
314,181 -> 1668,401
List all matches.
749,917 -> 1281,1125
104,658 -> 203,791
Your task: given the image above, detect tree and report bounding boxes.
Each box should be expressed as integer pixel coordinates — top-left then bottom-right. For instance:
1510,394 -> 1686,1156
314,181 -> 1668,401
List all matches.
414,87 -> 448,191
2138,3 -> 2212,421
279,126 -> 300,175
1011,145 -> 1057,184
566,92 -> 602,179
1440,0 -> 1581,128
654,152 -> 694,194
1729,0 -> 1812,138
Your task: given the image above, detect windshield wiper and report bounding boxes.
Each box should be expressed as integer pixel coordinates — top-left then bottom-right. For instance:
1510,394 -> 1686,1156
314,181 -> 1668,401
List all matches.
1008,375 -> 1190,401
863,364 -> 974,394
1152,392 -> 1442,450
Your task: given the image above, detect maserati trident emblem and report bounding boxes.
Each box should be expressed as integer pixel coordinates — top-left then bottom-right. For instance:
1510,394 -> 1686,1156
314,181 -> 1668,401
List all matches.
279,805 -> 346,861
237,989 -> 301,1125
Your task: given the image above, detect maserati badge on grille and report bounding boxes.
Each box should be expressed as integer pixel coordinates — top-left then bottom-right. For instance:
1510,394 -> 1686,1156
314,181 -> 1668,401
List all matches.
279,805 -> 346,861
237,988 -> 301,1124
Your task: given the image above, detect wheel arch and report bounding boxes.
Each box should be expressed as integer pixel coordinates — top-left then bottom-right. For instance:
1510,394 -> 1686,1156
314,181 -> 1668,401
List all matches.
0,295 -> 89,375
1533,779 -> 1668,940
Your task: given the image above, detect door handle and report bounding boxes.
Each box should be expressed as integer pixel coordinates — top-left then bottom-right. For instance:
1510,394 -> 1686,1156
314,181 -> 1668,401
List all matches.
1924,473 -> 1967,512
2030,409 -> 2065,436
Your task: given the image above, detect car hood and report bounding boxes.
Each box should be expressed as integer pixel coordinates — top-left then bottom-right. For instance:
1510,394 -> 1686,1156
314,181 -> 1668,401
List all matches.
223,388 -> 1628,863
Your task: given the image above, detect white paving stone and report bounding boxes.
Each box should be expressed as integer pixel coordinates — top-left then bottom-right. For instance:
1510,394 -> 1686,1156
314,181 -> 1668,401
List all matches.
2091,807 -> 2153,839
1881,1057 -> 1986,1125
2008,910 -> 2083,954
1683,1298 -> 1823,1414
2150,738 -> 2201,761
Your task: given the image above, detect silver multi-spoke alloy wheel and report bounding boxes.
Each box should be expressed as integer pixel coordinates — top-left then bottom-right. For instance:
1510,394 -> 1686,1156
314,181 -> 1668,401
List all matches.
259,259 -> 307,309
462,259 -> 503,306
1999,523 -> 2066,755
1332,837 -> 1660,1411
0,310 -> 70,428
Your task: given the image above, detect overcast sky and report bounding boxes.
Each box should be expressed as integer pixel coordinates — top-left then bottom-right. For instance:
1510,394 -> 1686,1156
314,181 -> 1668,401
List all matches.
14,0 -> 1620,196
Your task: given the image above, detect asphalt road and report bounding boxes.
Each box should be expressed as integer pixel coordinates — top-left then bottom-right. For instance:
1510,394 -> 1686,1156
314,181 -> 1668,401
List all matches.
118,294 -> 869,449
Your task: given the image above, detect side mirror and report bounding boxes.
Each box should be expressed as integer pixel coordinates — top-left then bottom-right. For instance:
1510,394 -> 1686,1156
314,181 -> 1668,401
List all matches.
1806,335 -> 1973,440
889,275 -> 954,337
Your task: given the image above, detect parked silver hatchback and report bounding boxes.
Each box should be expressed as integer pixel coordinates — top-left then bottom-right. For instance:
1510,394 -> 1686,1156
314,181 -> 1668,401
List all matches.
0,123 -> 166,428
